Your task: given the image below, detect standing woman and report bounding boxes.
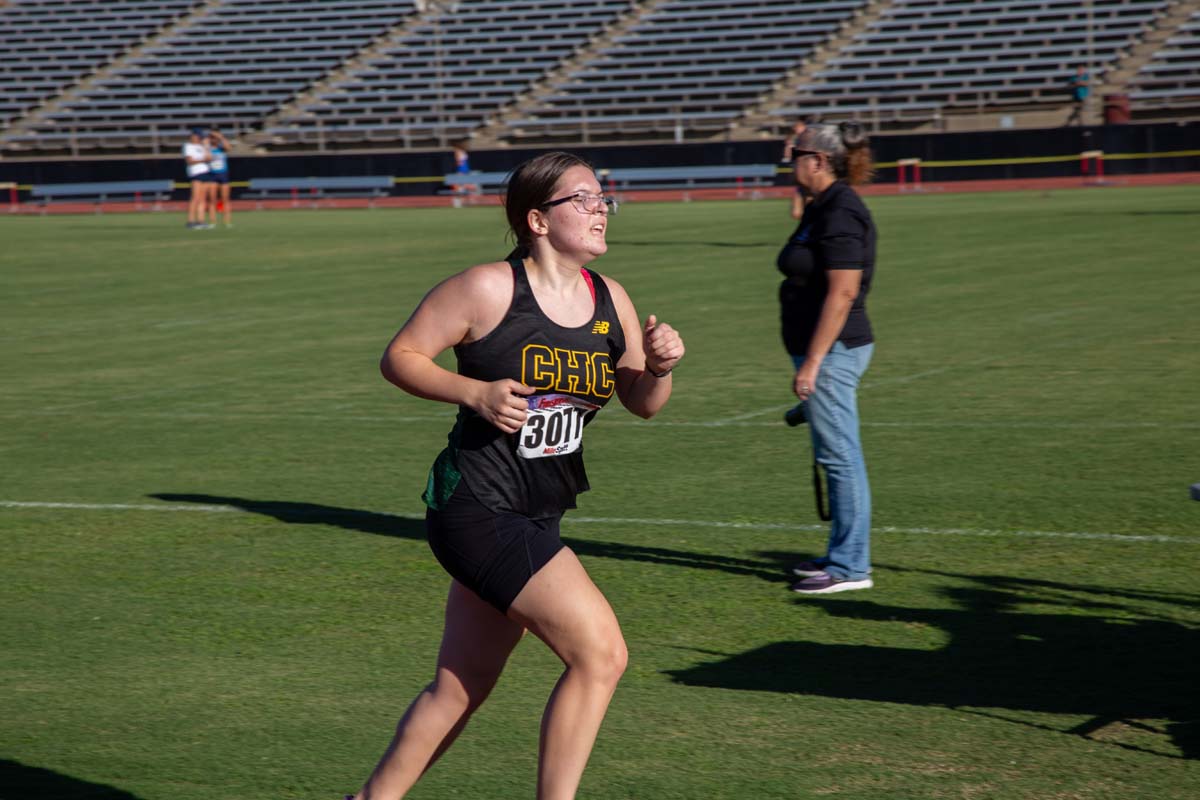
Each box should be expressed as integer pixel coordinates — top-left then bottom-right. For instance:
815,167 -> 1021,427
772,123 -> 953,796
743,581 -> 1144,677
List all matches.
777,121 -> 878,595
349,151 -> 684,800
207,127 -> 232,227
182,127 -> 212,229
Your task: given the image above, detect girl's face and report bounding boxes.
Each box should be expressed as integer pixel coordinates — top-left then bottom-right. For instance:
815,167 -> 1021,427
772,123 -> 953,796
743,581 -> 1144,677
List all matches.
533,165 -> 610,263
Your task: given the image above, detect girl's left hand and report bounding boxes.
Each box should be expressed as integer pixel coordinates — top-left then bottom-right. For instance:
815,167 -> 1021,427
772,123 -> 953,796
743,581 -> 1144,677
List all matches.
643,314 -> 685,375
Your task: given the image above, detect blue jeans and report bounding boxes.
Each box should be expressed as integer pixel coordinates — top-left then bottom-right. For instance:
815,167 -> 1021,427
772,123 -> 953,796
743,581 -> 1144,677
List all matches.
792,341 -> 873,580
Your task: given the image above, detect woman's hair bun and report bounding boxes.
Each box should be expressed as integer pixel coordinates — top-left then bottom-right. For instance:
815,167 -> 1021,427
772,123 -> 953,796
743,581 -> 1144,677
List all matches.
839,120 -> 869,149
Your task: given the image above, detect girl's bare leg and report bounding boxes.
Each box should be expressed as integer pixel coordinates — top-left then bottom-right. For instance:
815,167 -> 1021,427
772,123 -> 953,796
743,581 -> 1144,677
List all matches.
188,182 -> 203,224
353,581 -> 525,800
507,548 -> 628,800
205,182 -> 218,226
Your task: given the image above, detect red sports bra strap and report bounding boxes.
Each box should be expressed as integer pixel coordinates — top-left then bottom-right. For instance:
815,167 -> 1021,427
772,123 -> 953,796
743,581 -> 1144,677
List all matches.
581,268 -> 596,302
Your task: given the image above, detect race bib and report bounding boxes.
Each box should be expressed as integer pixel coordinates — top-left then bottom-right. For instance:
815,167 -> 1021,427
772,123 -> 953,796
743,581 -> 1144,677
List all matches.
516,393 -> 600,460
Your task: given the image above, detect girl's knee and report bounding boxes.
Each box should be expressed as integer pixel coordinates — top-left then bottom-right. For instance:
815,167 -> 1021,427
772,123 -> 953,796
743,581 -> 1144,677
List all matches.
609,636 -> 629,680
576,630 -> 628,685
435,665 -> 501,711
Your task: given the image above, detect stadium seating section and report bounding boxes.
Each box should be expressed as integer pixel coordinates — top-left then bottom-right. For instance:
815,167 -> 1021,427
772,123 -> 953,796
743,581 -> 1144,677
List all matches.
0,0 -> 1195,154
504,0 -> 869,141
0,0 -> 205,131
264,0 -> 630,147
1127,7 -> 1200,110
776,0 -> 1175,122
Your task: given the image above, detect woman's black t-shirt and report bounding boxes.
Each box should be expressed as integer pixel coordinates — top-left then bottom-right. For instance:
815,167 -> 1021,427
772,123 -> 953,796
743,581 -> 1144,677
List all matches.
776,180 -> 876,356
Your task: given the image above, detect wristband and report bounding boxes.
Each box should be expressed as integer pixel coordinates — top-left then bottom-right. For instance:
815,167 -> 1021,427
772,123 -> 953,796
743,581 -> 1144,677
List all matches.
645,364 -> 672,379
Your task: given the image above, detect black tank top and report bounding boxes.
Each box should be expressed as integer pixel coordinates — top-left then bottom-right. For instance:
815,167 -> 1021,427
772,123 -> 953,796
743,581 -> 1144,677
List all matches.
423,258 -> 627,517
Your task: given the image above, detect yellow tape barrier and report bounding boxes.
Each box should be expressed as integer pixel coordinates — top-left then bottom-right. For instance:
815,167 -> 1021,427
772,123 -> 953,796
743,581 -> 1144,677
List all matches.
776,149 -> 1200,173
15,149 -> 1200,193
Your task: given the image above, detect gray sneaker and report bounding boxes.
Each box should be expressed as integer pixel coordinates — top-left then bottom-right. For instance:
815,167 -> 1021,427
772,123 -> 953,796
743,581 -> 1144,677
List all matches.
790,559 -> 827,577
791,572 -> 873,594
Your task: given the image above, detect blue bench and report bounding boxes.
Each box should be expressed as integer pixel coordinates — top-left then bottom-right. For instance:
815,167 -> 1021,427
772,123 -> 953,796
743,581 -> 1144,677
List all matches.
245,175 -> 394,205
602,164 -> 780,191
440,171 -> 511,196
442,165 -> 782,196
30,179 -> 175,208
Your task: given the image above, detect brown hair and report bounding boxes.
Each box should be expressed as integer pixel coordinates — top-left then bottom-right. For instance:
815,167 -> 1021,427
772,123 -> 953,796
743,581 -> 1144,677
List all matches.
502,151 -> 595,259
804,121 -> 875,186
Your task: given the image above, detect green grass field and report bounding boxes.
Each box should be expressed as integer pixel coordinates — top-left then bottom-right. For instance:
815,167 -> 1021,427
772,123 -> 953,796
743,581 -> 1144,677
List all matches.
2,185 -> 1199,800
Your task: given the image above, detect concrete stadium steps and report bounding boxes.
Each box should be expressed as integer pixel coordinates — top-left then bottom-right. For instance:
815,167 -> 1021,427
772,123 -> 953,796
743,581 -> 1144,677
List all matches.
4,0 -> 412,156
469,0 -> 674,148
0,0 -> 212,151
255,0 -> 632,151
499,0 -> 871,146
241,8 -> 431,151
765,0 -> 1185,131
732,0 -> 890,140
1125,1 -> 1200,120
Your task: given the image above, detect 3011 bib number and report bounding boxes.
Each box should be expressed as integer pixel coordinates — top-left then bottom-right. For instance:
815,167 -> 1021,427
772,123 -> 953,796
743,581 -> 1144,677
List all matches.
517,394 -> 600,460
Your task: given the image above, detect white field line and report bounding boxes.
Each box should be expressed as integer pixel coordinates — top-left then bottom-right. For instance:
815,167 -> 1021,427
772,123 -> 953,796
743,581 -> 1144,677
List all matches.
708,404 -> 793,424
1,500 -> 1194,544
721,355 -> 1010,425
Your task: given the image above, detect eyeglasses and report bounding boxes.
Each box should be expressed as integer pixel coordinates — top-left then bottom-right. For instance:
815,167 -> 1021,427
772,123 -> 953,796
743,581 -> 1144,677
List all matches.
541,191 -> 618,215
793,149 -> 824,160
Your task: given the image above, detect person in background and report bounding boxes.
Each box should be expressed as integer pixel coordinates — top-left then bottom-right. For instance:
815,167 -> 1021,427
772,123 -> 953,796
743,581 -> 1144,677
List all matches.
206,127 -> 232,227
182,127 -> 213,229
1065,65 -> 1090,126
451,139 -> 478,198
345,151 -> 685,800
780,119 -> 810,220
777,121 -> 878,595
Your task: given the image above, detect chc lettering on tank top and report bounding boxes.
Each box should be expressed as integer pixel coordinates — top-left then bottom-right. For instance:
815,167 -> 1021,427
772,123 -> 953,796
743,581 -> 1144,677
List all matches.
430,259 -> 627,516
453,258 -> 622,413
516,340 -> 615,460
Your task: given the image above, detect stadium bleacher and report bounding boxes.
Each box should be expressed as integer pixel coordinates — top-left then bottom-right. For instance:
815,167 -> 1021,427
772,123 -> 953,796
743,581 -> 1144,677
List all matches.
507,0 -> 869,142
0,0 -> 1197,155
3,0 -> 413,152
260,0 -> 630,148
0,0 -> 205,132
1128,8 -> 1200,112
777,0 -> 1176,124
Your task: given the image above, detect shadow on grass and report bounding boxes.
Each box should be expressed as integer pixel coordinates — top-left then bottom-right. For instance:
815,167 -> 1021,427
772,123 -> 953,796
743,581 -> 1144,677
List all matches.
149,494 -> 787,580
149,493 -> 427,540
565,538 -> 781,580
0,760 -> 142,799
668,566 -> 1200,760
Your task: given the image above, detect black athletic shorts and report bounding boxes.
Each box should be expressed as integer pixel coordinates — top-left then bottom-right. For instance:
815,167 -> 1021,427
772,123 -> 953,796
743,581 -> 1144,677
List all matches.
425,481 -> 566,613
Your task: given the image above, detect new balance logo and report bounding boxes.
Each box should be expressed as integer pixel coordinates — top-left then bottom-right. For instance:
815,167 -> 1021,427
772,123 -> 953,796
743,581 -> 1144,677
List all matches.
591,321 -> 610,335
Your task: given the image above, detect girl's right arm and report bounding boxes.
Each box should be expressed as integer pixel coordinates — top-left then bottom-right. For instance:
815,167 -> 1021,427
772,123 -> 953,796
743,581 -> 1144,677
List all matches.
381,264 -> 532,434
